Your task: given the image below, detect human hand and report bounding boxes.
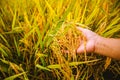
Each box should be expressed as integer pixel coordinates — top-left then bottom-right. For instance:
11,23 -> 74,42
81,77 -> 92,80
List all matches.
77,27 -> 100,53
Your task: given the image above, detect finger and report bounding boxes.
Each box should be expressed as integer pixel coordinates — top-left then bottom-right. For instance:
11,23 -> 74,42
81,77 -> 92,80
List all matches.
76,27 -> 92,34
76,27 -> 87,36
77,43 -> 84,53
76,27 -> 85,32
86,41 -> 95,52
77,41 -> 94,53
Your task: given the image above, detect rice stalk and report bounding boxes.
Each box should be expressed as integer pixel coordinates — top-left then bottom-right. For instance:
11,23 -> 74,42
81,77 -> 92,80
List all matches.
0,0 -> 120,79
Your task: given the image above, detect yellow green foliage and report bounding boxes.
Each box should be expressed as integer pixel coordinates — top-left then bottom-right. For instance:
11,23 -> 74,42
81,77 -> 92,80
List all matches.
0,0 -> 120,80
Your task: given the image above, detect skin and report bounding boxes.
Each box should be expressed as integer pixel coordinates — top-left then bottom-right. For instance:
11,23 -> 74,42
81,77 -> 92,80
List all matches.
77,27 -> 120,60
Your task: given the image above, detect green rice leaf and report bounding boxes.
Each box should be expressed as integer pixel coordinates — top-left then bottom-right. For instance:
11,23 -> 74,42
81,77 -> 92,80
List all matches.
4,72 -> 26,80
47,59 -> 100,69
36,64 -> 51,71
12,8 -> 17,30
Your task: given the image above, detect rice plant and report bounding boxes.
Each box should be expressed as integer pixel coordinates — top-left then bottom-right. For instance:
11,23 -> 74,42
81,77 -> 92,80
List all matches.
0,0 -> 120,80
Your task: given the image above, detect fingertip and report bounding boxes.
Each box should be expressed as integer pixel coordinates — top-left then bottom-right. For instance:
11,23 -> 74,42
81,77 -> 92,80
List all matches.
76,26 -> 83,30
76,27 -> 85,32
77,45 -> 84,53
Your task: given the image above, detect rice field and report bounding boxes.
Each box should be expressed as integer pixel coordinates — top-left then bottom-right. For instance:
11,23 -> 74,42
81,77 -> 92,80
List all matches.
0,0 -> 120,80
